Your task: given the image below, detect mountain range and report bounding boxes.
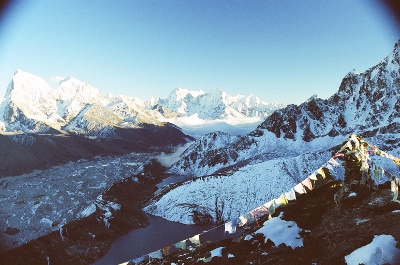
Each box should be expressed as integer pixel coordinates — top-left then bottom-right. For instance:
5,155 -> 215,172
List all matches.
0,71 -> 285,135
149,87 -> 285,120
0,70 -> 162,134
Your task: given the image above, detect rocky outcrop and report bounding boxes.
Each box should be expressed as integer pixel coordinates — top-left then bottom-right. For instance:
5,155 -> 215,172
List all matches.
169,131 -> 240,174
151,104 -> 179,119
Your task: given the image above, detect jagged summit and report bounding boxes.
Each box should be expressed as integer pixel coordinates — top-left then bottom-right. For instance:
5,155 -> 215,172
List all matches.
5,69 -> 55,98
305,94 -> 318,102
260,39 -> 400,142
0,70 -> 59,132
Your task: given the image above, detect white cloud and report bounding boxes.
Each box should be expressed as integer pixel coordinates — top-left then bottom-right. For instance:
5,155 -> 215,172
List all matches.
161,115 -> 261,139
156,142 -> 193,167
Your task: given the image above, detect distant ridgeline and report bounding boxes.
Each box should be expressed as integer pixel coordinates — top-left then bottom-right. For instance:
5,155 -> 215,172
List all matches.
123,134 -> 400,264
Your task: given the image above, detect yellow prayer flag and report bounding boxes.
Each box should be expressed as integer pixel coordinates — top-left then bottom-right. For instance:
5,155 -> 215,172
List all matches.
274,194 -> 288,206
316,167 -> 326,179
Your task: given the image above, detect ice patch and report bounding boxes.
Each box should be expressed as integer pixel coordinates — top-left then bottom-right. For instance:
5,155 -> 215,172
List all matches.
355,218 -> 369,225
210,247 -> 224,258
348,192 -> 357,197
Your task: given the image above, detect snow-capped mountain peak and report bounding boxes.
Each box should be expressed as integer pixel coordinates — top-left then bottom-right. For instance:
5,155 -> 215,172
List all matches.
172,87 -> 205,101
0,69 -> 59,132
5,69 -> 55,101
244,94 -> 260,107
56,76 -> 103,102
54,76 -> 105,123
150,87 -> 285,120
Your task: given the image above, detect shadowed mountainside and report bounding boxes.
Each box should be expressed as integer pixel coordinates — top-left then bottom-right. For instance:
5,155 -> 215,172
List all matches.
0,124 -> 192,177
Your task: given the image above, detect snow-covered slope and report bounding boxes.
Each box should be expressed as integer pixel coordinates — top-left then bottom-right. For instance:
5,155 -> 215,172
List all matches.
102,95 -> 163,126
55,76 -> 104,123
148,87 -> 285,120
173,131 -> 240,174
63,103 -> 120,137
144,149 -> 335,224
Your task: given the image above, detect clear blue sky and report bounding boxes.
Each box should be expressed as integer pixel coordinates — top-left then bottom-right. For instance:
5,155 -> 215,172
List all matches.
0,0 -> 398,104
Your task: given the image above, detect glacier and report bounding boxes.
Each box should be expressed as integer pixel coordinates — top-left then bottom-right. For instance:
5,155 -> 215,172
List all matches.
0,152 -> 152,251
